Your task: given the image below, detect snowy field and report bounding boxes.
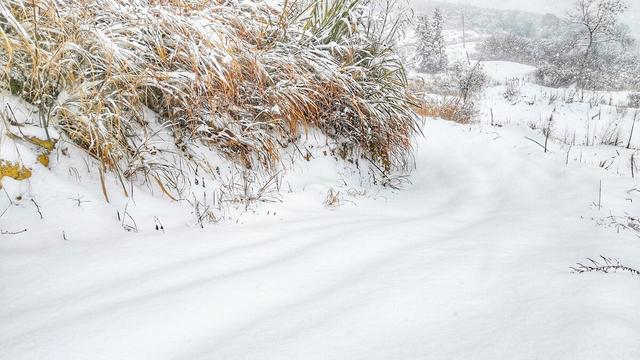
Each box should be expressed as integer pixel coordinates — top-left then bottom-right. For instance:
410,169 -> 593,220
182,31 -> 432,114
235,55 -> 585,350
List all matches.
2,83 -> 640,358
2,0 -> 639,356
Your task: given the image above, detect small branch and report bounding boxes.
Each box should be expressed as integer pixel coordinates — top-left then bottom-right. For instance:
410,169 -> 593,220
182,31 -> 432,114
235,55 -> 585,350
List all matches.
153,216 -> 165,233
627,110 -> 637,149
524,136 -> 547,151
1,229 -> 27,235
598,180 -> 602,211
121,202 -> 138,232
571,256 -> 640,276
31,198 -> 43,219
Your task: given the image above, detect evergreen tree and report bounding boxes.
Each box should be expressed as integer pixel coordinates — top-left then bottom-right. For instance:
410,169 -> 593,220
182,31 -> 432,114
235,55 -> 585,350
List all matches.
431,8 -> 448,72
414,9 -> 448,73
414,15 -> 431,72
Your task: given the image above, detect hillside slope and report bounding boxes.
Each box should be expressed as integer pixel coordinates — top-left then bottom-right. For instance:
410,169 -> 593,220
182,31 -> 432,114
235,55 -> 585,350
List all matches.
2,116 -> 639,359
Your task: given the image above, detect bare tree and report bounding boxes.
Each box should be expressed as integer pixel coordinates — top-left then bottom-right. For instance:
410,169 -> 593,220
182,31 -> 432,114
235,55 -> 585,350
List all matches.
565,0 -> 628,57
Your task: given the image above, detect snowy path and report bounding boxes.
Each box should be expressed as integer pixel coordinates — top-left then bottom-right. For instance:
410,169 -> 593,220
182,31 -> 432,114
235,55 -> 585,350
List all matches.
1,120 -> 639,359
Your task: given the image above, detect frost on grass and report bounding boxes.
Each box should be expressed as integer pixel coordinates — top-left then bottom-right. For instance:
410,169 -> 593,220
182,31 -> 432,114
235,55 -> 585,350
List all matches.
0,0 -> 419,210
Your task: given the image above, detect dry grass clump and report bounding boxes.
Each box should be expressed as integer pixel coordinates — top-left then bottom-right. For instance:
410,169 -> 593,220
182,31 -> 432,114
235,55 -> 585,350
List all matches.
409,62 -> 486,125
0,0 -> 419,199
412,97 -> 473,124
323,188 -> 341,208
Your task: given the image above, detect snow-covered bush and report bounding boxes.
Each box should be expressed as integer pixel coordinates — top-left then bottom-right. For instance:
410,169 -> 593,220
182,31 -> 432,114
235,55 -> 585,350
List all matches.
503,78 -> 522,104
535,55 -> 583,88
0,0 -> 419,200
432,62 -> 487,123
629,93 -> 640,108
410,61 -> 486,124
477,33 -> 537,64
450,62 -> 487,102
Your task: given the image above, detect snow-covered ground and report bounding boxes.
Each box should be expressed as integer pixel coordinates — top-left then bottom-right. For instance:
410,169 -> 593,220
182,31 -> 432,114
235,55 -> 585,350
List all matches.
2,55 -> 640,359
478,61 -> 640,177
2,116 -> 640,359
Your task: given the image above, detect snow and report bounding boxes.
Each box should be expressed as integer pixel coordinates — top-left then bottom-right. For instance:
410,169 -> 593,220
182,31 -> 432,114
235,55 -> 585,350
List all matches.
2,110 -> 640,359
476,62 -> 640,154
2,0 -> 639,354
1,8 -> 639,350
480,60 -> 536,82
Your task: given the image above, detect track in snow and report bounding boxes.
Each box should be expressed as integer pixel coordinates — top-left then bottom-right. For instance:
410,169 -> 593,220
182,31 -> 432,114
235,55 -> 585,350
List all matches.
1,120 -> 639,360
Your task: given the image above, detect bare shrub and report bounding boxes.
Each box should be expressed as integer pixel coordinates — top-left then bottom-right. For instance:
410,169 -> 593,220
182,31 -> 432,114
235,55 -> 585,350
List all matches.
218,169 -> 282,211
503,78 -> 522,104
324,188 -> 341,208
448,62 -> 487,123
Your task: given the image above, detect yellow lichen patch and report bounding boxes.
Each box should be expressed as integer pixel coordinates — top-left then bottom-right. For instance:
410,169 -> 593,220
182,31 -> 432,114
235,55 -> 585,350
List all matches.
37,154 -> 50,167
5,133 -> 57,168
0,160 -> 32,187
25,136 -> 57,152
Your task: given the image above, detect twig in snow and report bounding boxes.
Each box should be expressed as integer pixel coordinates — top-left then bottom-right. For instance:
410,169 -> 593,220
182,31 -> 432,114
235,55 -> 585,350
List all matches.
570,256 -> 640,276
627,110 -> 637,149
524,136 -> 547,151
120,202 -> 138,232
596,212 -> 640,235
31,199 -> 43,219
543,114 -> 553,153
1,229 -> 27,235
0,203 -> 10,218
153,216 -> 165,233
598,180 -> 602,210
69,195 -> 90,207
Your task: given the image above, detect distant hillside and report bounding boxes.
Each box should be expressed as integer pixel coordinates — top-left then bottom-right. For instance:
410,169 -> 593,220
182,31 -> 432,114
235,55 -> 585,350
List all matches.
410,0 -> 640,40
410,1 -> 565,39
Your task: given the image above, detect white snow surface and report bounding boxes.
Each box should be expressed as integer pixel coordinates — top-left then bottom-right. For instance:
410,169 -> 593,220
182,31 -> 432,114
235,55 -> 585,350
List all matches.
481,60 -> 537,82
2,123 -> 640,359
2,60 -> 640,359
